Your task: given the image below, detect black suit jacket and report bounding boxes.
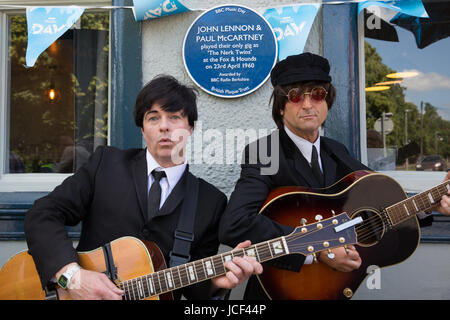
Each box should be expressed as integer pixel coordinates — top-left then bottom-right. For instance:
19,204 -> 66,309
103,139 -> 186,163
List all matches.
218,129 -> 372,299
220,129 -> 370,247
220,129 -> 432,299
25,146 -> 227,300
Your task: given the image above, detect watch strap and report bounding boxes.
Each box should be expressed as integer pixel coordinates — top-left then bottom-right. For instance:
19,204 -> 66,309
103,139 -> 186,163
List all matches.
57,264 -> 81,289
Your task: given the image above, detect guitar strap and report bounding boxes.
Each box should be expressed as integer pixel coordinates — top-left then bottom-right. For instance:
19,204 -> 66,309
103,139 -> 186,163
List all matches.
102,242 -> 118,281
169,173 -> 199,267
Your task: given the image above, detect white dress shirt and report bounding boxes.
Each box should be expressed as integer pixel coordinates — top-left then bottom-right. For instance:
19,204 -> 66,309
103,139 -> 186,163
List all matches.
284,125 -> 323,172
146,149 -> 187,209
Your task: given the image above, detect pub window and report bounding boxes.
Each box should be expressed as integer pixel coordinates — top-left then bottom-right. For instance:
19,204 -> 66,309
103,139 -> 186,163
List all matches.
362,8 -> 449,175
4,11 -> 109,175
359,5 -> 450,242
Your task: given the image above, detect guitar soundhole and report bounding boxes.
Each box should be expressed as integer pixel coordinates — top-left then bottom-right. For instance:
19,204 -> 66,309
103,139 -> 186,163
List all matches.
352,209 -> 386,247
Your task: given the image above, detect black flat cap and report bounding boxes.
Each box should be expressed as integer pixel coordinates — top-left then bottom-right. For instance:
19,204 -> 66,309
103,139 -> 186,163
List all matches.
270,52 -> 332,86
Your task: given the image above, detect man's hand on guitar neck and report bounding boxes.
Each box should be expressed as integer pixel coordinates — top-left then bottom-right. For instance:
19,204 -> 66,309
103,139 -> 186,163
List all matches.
211,240 -> 263,292
317,245 -> 362,272
55,262 -> 124,300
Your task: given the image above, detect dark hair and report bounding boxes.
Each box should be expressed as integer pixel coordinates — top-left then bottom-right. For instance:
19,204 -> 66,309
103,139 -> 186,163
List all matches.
271,81 -> 336,129
134,74 -> 198,128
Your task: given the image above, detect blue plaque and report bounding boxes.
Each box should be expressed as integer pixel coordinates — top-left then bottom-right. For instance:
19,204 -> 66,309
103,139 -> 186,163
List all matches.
183,5 -> 278,98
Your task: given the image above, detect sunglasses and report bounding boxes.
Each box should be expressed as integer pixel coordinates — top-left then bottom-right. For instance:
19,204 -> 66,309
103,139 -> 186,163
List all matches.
286,87 -> 328,104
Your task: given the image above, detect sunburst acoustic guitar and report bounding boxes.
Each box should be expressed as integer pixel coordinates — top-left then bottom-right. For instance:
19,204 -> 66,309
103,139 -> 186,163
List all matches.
257,170 -> 449,299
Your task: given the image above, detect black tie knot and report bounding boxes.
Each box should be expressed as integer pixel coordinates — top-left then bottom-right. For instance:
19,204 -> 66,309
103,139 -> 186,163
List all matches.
152,170 -> 166,182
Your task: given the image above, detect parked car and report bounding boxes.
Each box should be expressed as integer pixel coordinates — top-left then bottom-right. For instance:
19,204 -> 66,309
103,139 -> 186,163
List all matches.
416,155 -> 448,171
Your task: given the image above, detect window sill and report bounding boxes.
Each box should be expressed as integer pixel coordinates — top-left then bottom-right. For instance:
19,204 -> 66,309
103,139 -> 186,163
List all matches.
0,173 -> 71,192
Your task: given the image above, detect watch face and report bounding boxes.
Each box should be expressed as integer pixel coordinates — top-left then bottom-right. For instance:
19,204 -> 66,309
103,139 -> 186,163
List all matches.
57,275 -> 68,289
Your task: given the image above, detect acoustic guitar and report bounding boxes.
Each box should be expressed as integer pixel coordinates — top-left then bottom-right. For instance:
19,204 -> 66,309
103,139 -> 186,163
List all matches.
0,211 -> 362,300
257,170 -> 450,299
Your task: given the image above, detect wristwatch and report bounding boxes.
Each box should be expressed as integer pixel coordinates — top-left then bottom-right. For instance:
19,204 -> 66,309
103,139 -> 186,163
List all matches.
57,264 -> 81,289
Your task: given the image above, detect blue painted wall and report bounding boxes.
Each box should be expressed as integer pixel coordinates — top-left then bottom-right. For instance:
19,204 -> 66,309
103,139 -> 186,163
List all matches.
323,2 -> 361,160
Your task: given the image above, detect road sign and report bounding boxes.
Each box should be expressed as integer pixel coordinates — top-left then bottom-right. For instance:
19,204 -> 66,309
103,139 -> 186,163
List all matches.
374,117 -> 394,134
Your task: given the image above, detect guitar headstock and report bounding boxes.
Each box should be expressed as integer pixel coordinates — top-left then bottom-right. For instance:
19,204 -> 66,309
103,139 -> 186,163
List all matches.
285,212 -> 360,257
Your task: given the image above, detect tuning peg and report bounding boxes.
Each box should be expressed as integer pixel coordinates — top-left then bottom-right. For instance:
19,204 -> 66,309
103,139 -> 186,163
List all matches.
315,214 -> 323,222
327,249 -> 335,259
312,253 -> 318,263
301,218 -> 307,226
331,210 -> 336,216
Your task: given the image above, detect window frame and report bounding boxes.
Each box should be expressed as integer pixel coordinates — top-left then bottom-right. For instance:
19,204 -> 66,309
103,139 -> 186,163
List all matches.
0,0 -> 141,240
357,11 -> 449,194
0,3 -> 112,192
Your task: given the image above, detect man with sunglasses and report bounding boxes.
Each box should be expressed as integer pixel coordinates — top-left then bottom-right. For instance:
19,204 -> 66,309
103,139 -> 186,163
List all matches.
219,52 -> 450,299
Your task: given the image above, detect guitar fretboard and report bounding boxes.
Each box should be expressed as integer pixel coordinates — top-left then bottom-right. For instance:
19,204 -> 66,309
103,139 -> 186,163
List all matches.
119,237 -> 289,300
386,180 -> 449,226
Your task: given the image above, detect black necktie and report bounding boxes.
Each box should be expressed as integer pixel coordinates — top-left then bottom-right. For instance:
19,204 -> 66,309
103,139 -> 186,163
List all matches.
311,145 -> 324,187
147,170 -> 166,219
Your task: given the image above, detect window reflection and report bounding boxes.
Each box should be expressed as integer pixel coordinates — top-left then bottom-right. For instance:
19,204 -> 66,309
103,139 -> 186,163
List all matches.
7,13 -> 109,173
364,9 -> 449,172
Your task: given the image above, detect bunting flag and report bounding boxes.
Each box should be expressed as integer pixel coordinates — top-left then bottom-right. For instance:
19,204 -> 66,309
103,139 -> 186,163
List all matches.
357,0 -> 429,18
390,0 -> 450,49
263,4 -> 320,60
22,1 -> 446,69
363,8 -> 399,42
25,6 -> 84,67
132,0 -> 191,21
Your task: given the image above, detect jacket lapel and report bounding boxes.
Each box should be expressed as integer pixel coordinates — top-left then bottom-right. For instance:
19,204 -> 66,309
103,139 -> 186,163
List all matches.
131,149 -> 149,222
320,140 -> 337,187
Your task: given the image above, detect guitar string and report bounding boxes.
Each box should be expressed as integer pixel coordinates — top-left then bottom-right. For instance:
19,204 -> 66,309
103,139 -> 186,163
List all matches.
386,183 -> 446,225
352,185 -> 444,235
119,215 -> 401,300
120,238 -> 348,300
120,182 -> 450,300
353,181 -> 448,232
120,243 -> 291,300
121,182 -> 450,299
119,244 -> 282,300
276,183 -> 447,246
119,229 -> 345,300
120,228 -> 383,300
386,182 -> 448,224
124,234 -> 338,299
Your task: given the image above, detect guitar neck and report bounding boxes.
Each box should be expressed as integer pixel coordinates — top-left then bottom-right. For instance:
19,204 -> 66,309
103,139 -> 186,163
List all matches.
119,237 -> 289,300
386,180 -> 449,226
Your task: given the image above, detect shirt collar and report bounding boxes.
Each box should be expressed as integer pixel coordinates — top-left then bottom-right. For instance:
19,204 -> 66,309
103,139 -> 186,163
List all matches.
145,149 -> 187,190
283,125 -> 321,164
